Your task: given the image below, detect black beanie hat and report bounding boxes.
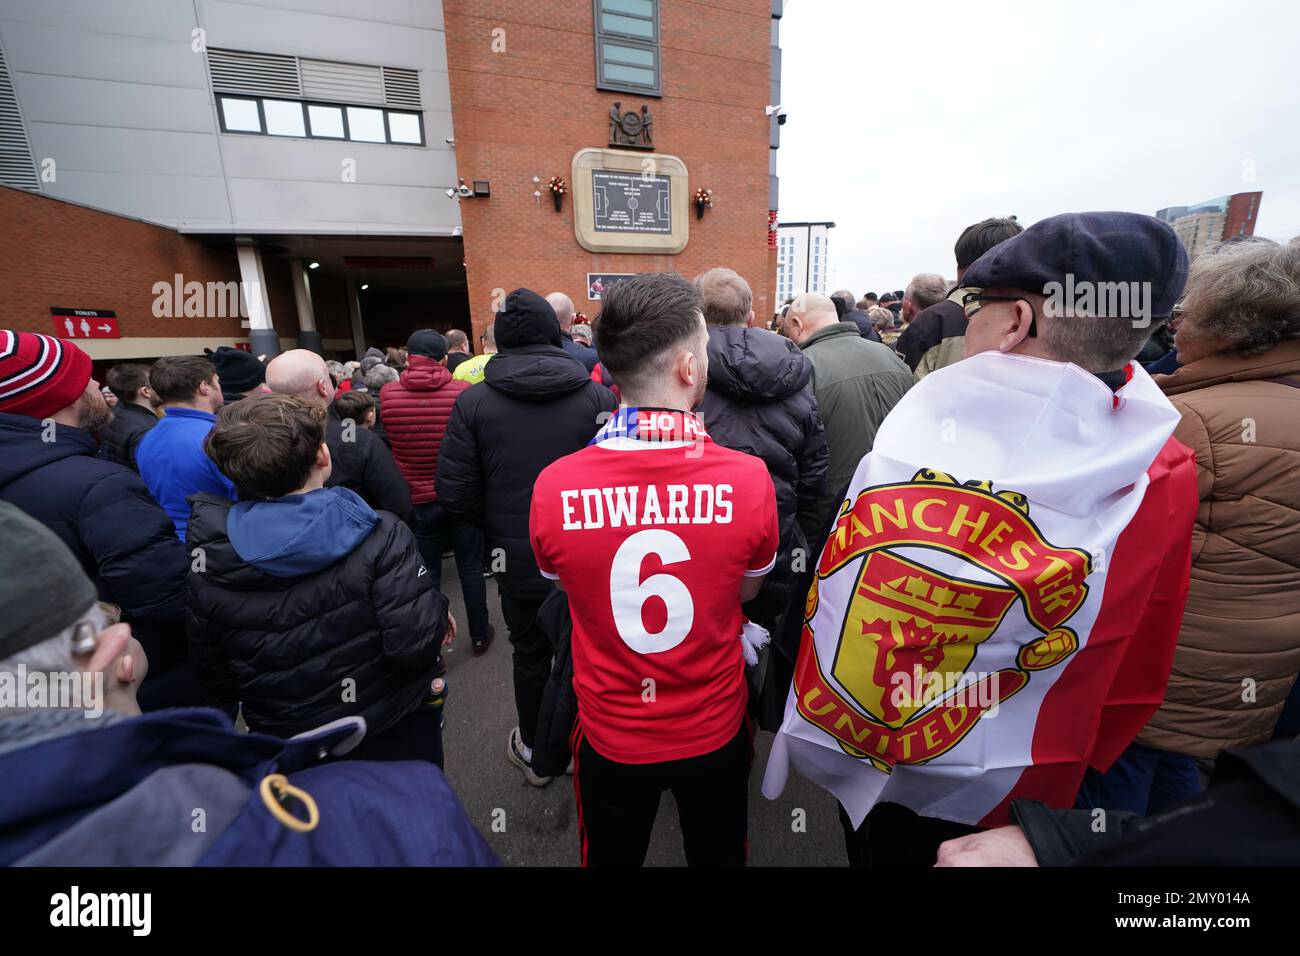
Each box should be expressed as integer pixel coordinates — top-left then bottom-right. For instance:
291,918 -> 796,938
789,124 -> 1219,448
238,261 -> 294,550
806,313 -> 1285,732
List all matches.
0,502 -> 98,659
206,346 -> 265,393
495,289 -> 562,349
407,329 -> 449,360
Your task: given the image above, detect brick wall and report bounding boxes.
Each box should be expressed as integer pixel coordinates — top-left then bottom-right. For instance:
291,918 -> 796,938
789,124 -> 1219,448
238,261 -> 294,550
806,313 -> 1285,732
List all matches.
0,186 -> 250,343
444,0 -> 776,338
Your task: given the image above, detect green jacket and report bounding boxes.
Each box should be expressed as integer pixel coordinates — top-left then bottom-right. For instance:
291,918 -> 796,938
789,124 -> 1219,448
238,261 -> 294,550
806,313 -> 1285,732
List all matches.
797,321 -> 914,543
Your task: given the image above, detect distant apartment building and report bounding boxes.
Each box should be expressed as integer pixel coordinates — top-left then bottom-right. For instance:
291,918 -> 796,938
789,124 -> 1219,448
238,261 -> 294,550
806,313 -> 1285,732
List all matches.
1156,192 -> 1263,259
775,220 -> 833,304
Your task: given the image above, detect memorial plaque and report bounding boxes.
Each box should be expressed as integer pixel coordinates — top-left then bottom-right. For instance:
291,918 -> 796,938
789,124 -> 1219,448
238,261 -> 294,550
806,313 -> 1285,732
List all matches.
572,148 -> 688,255
592,171 -> 672,234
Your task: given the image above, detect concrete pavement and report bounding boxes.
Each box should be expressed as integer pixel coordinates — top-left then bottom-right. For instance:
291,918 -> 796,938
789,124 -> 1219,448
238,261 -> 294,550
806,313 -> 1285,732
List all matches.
436,565 -> 845,866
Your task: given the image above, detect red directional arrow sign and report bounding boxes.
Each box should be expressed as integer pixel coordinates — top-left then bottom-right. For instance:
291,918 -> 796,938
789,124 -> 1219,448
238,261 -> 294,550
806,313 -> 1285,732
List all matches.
50,308 -> 121,339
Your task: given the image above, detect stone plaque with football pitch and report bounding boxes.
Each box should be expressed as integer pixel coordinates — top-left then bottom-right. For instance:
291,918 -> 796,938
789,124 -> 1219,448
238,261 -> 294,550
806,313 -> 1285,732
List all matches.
592,171 -> 672,234
572,148 -> 689,254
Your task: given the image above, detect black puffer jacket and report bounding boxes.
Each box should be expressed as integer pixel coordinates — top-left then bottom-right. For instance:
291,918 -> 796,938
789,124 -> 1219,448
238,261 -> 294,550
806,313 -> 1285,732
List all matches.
437,347 -> 617,599
324,407 -> 412,523
185,490 -> 447,739
436,289 -> 617,601
697,326 -> 829,622
97,402 -> 158,471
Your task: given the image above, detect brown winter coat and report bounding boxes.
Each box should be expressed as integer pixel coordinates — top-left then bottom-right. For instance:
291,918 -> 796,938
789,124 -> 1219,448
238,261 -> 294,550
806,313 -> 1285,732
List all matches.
1138,338 -> 1300,757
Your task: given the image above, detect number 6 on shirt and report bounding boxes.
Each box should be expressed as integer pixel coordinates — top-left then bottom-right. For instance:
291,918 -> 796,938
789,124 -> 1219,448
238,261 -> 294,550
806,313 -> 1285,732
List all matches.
609,529 -> 694,654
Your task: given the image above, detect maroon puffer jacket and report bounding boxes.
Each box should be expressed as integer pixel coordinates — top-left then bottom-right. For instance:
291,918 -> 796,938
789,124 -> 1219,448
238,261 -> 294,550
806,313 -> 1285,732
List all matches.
379,356 -> 468,504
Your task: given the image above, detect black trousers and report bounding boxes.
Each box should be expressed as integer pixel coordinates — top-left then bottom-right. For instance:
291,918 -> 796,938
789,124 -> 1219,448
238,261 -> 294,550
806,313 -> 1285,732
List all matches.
574,719 -> 751,867
838,801 -> 981,866
499,588 -> 550,749
412,500 -> 490,642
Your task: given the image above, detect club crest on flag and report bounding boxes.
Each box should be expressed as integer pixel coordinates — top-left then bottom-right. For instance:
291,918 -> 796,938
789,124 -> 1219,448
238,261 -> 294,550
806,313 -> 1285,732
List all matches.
795,469 -> 1092,773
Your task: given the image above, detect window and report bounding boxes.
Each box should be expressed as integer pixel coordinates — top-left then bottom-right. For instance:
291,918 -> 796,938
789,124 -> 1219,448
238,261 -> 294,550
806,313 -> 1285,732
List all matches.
217,94 -> 424,145
307,104 -> 345,138
220,96 -> 262,132
595,0 -> 660,96
347,106 -> 386,143
263,99 -> 306,137
387,111 -> 423,144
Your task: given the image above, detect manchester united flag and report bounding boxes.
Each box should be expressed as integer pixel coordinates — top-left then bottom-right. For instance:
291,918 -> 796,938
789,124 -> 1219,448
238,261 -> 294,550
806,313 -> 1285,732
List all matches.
762,351 -> 1198,827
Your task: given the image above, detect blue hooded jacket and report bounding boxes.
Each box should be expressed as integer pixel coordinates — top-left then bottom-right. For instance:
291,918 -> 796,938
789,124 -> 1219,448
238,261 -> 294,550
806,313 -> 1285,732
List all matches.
226,486 -> 379,577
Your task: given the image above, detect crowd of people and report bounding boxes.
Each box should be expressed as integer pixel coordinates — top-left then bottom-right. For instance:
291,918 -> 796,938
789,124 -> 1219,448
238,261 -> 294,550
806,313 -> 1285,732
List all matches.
0,209 -> 1297,867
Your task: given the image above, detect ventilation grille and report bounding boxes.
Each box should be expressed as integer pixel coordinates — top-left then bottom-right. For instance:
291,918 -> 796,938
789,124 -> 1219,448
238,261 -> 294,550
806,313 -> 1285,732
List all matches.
208,49 -> 302,98
382,67 -> 421,108
0,43 -> 38,190
301,58 -> 383,105
207,50 -> 422,110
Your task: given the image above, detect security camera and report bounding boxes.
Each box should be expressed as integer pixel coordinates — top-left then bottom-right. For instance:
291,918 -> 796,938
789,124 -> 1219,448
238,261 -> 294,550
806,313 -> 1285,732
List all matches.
457,184 -> 473,198
445,186 -> 457,199
765,104 -> 783,116
445,137 -> 455,146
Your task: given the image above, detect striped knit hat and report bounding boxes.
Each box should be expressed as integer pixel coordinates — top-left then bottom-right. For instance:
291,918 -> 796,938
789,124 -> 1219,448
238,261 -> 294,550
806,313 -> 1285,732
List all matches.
0,331 -> 93,420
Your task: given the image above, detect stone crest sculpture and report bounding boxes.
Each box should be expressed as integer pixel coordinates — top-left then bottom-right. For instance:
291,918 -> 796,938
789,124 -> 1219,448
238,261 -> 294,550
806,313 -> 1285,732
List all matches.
608,101 -> 654,150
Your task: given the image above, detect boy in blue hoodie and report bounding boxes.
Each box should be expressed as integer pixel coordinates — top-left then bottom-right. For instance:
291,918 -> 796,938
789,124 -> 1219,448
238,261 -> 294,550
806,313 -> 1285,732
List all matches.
186,395 -> 456,766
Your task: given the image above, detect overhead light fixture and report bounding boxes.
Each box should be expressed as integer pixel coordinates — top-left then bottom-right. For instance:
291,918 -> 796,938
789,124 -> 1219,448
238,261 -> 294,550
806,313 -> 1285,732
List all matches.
308,261 -> 320,269
360,283 -> 369,290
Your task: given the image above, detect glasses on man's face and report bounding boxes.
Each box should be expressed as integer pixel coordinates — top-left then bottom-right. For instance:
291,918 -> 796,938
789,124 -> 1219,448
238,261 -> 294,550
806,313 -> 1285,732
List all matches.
950,287 -> 1037,337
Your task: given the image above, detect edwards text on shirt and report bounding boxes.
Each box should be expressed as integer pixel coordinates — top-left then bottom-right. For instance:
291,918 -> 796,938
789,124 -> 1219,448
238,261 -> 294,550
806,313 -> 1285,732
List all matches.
559,483 -> 734,531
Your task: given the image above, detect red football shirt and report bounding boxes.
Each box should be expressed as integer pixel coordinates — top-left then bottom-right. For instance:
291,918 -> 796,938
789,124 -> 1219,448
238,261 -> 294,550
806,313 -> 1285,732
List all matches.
530,409 -> 780,764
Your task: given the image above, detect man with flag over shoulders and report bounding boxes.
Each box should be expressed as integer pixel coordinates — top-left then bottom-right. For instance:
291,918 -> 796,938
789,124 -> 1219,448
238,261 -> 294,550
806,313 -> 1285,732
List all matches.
529,273 -> 780,866
762,212 -> 1199,866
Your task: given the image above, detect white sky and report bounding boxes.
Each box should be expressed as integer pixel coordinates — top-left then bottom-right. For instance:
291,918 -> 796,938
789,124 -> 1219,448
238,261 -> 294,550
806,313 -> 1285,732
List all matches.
776,0 -> 1300,295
